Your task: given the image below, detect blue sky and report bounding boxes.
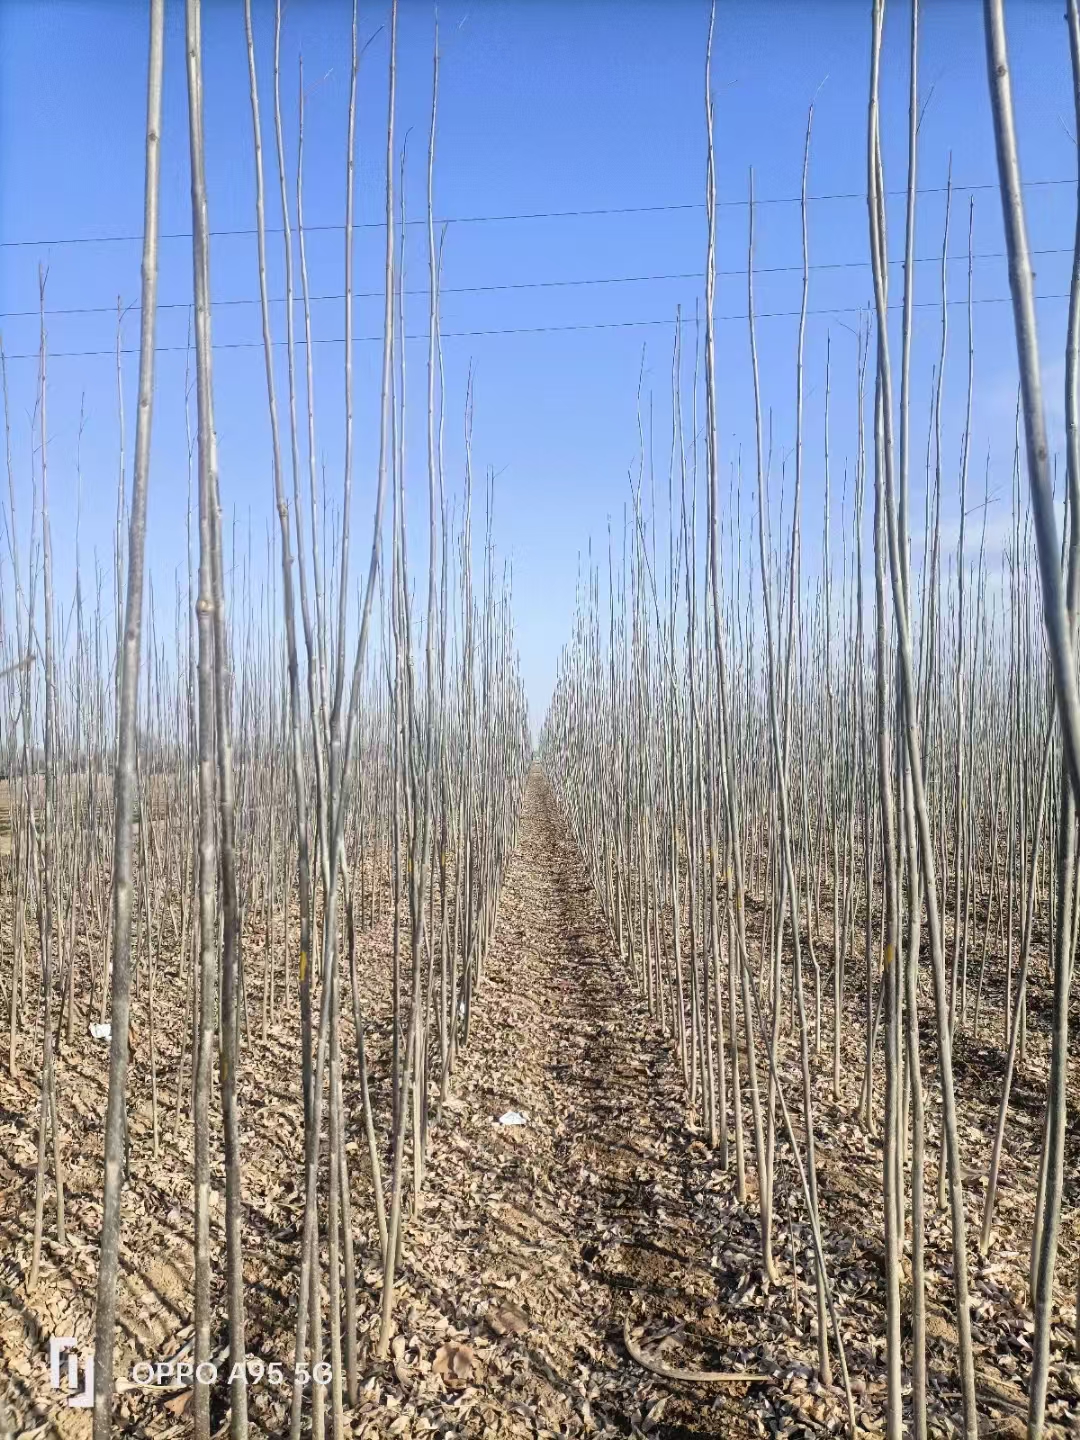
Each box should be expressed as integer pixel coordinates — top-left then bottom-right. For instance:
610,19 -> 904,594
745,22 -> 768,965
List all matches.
1,0 -> 1077,719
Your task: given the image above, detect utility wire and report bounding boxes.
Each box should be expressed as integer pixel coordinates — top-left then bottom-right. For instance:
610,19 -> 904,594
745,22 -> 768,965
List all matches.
0,288 -> 1071,362
0,174 -> 1074,251
0,245 -> 1074,323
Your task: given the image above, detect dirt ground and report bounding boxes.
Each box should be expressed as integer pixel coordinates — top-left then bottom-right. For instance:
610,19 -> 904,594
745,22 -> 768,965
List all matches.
2,769 -> 1080,1437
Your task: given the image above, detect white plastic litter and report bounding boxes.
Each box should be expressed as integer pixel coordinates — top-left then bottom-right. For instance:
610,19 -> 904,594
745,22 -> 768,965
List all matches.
496,1110 -> 528,1127
89,1022 -> 111,1041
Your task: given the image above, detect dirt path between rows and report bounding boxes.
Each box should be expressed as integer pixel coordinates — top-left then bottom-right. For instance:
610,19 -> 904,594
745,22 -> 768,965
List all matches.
380,767 -> 767,1439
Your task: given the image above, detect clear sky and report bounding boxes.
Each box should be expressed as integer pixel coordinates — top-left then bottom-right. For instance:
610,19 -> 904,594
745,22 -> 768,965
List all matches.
1,0 -> 1077,721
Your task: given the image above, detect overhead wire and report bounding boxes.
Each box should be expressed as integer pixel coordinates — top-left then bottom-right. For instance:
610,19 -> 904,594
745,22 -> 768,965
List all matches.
0,244 -> 1075,322
0,172 -> 1074,250
0,288 -> 1071,362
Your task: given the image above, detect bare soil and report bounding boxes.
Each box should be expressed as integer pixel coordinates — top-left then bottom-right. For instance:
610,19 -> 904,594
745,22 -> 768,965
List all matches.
1,769 -> 1079,1438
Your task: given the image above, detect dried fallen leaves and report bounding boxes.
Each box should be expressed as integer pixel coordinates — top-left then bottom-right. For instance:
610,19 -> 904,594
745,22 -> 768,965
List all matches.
488,1302 -> 529,1338
433,1341 -> 478,1387
4,777 -> 1080,1439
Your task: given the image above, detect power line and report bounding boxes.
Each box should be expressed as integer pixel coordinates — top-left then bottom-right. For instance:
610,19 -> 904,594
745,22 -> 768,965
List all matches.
0,247 -> 1073,323
1,289 -> 1070,363
0,175 -> 1074,252
14,272 -> 707,320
